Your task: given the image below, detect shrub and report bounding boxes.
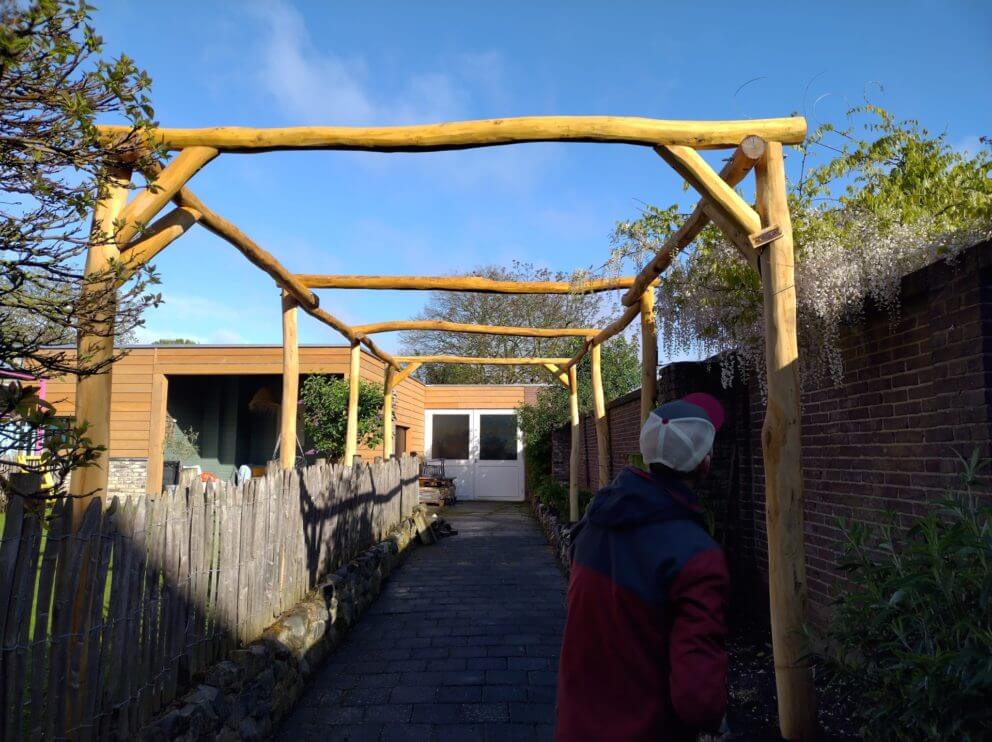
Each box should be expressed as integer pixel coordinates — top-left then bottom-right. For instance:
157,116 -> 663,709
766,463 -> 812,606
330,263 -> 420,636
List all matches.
299,375 -> 384,460
823,453 -> 992,740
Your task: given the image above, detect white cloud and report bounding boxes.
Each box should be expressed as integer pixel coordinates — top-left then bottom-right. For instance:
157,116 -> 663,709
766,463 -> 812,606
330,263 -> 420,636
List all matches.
247,1 -> 555,190
253,1 -> 462,125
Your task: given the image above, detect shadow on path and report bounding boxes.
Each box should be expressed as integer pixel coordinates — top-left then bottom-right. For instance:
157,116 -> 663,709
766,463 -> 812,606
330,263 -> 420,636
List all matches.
276,502 -> 567,742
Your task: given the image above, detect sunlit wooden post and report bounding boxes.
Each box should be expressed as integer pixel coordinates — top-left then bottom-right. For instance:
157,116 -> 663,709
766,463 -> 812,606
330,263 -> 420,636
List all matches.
344,341 -> 361,464
639,289 -> 658,422
280,291 -> 299,469
568,365 -> 580,522
755,140 -> 817,740
383,365 -> 394,458
69,164 -> 132,521
590,343 -> 610,488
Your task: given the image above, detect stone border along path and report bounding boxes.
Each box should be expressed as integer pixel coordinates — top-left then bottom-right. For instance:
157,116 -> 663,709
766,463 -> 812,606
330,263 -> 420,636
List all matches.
276,501 -> 567,741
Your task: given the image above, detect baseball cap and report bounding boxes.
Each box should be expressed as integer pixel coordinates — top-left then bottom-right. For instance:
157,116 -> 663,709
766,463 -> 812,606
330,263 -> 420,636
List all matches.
639,392 -> 725,472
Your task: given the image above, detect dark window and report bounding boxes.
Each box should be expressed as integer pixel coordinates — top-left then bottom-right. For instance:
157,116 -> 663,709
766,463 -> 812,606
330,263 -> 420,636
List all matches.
431,414 -> 470,459
395,425 -> 408,456
479,414 -> 517,461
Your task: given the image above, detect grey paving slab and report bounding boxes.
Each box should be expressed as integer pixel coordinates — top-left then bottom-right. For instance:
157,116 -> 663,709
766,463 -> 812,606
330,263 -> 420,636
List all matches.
275,502 -> 567,742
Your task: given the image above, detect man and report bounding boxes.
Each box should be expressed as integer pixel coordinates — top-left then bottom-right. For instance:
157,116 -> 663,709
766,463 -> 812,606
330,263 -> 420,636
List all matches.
556,393 -> 730,741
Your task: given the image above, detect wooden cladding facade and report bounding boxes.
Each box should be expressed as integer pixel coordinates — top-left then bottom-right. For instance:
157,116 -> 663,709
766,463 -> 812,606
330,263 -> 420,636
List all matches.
43,345 -> 538,493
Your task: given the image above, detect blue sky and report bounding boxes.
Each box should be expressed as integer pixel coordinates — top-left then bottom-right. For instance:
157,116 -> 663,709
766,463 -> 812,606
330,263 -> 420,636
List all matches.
93,1 -> 992,354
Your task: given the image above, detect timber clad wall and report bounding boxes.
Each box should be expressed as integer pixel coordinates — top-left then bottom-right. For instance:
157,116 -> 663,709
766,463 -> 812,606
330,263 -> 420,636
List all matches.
45,345 -> 536,494
552,241 -> 992,623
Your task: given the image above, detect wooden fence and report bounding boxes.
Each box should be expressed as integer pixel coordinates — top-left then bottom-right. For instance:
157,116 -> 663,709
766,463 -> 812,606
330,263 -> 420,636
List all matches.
0,454 -> 419,741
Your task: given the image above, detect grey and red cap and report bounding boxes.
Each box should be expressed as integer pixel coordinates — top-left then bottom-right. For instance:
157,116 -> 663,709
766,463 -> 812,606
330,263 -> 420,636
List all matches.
639,392 -> 725,472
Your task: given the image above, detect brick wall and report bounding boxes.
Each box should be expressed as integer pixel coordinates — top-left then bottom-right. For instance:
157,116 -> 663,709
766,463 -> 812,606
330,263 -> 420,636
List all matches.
549,240 -> 992,623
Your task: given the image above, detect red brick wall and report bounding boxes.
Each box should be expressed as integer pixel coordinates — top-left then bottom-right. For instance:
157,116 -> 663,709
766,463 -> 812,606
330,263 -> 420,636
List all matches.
550,240 -> 992,623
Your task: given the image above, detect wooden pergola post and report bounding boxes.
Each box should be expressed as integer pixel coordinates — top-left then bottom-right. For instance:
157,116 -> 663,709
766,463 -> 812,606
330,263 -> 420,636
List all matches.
69,164 -> 132,520
639,289 -> 658,422
568,365 -> 580,522
590,343 -> 610,488
755,141 -> 817,740
383,365 -> 394,458
344,341 -> 361,465
280,291 -> 299,469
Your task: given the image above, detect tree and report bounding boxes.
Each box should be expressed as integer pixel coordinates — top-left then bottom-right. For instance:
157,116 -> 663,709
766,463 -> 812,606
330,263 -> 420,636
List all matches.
610,106 -> 992,387
152,338 -> 198,345
299,375 -> 384,461
400,261 -> 608,384
518,334 -> 641,507
1,0 -> 160,493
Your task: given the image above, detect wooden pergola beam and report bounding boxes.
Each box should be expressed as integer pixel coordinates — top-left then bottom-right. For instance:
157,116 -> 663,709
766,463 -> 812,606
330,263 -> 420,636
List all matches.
279,292 -> 299,469
97,115 -> 807,153
137,162 -> 401,371
568,365 -> 580,522
116,147 -> 217,245
560,301 -> 644,373
755,141 -> 817,739
655,144 -> 762,245
590,343 -> 610,488
120,205 -> 202,278
299,274 -> 637,294
354,320 -> 599,338
394,355 -> 572,366
344,341 -> 361,464
543,363 -> 571,389
387,362 -> 422,392
621,137 -> 766,306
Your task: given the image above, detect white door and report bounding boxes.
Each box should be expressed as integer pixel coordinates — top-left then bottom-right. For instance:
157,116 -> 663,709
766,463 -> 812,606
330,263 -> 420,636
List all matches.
425,409 -> 523,501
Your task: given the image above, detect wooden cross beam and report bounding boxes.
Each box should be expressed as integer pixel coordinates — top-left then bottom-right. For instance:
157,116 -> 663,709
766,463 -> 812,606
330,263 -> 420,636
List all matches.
394,355 -> 572,366
299,274 -> 637,294
96,115 -> 807,153
354,320 -> 600,337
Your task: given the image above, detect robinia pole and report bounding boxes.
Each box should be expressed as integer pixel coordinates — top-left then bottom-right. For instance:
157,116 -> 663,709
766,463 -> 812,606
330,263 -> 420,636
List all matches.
279,291 -> 299,469
568,365 -> 580,522
383,365 -> 394,458
755,141 -> 818,740
639,289 -> 658,422
344,341 -> 361,464
69,164 -> 132,522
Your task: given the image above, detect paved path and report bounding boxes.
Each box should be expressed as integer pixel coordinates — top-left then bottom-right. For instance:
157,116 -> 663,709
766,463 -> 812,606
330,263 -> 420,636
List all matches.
276,502 -> 567,741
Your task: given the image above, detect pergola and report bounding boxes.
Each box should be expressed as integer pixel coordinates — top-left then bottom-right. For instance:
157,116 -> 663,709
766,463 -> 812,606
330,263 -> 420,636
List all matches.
76,115 -> 815,738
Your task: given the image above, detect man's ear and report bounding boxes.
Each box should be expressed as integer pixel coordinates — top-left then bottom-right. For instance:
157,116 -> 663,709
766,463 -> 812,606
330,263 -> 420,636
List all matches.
695,453 -> 712,478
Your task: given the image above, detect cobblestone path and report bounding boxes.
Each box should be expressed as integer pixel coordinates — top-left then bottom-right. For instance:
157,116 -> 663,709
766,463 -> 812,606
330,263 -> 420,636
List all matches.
276,501 -> 567,741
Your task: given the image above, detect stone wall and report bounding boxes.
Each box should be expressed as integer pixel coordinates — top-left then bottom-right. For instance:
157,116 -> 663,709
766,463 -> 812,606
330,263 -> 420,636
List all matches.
550,240 -> 992,623
140,509 -> 436,741
60,456 -> 149,501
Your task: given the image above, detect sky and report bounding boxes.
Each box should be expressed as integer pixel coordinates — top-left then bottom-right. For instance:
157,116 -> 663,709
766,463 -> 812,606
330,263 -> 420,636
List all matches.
91,0 -> 992,355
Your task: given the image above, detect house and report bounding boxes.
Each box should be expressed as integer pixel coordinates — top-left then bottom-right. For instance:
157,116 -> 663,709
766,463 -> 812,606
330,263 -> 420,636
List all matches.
42,344 -> 542,501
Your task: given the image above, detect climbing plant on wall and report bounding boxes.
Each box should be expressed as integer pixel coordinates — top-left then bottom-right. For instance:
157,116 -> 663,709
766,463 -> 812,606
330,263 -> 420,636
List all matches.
609,106 -> 992,387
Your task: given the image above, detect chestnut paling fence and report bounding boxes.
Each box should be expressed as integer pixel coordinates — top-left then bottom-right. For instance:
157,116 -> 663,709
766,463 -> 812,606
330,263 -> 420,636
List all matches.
0,455 -> 419,740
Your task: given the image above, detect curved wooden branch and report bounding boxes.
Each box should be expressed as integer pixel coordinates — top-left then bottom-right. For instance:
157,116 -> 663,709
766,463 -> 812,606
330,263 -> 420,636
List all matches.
97,115 -> 807,153
560,302 -> 643,372
542,363 -> 571,389
116,147 -> 217,245
388,362 -> 422,390
354,320 -> 599,337
655,144 -> 762,240
119,205 -> 201,277
136,160 -> 404,370
300,274 -> 637,294
622,136 -> 766,305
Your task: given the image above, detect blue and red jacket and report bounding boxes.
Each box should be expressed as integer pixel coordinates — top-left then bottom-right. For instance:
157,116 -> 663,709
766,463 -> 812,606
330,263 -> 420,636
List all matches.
555,467 -> 730,741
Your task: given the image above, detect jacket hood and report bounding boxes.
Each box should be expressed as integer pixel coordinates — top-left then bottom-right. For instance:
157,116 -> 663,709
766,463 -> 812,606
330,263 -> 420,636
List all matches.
586,467 -> 705,530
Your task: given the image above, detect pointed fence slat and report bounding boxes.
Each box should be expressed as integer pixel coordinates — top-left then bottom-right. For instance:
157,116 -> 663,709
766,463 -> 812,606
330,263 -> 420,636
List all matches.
0,454 -> 420,739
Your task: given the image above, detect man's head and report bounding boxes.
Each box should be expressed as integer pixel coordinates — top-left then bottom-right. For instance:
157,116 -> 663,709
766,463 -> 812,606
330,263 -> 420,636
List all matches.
639,392 -> 725,481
